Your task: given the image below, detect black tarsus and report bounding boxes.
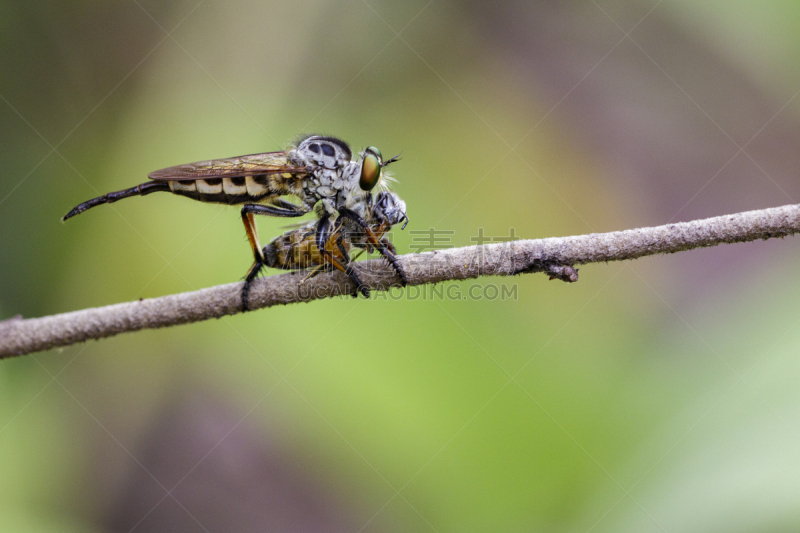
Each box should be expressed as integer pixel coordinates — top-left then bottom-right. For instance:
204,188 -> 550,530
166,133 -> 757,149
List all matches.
61,181 -> 171,221
338,208 -> 408,286
374,239 -> 408,285
342,263 -> 369,298
241,261 -> 265,311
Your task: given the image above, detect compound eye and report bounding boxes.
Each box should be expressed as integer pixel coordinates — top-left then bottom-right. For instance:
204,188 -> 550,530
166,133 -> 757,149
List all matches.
360,153 -> 381,191
365,146 -> 382,161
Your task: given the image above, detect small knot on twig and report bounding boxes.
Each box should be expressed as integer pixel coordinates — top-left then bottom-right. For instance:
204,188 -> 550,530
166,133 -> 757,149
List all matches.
545,264 -> 579,283
512,259 -> 578,282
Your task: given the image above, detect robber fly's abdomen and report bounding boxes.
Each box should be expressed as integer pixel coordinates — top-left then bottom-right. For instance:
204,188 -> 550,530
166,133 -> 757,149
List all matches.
168,173 -> 307,205
62,172 -> 311,221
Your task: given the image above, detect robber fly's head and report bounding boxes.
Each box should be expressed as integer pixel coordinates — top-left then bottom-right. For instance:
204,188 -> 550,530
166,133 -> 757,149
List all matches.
359,146 -> 401,192
373,191 -> 408,229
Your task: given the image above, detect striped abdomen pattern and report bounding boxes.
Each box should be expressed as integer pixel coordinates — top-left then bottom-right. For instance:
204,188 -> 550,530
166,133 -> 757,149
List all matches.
168,173 -> 307,205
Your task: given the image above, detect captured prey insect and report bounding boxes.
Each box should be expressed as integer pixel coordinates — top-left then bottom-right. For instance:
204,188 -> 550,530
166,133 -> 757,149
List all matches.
253,190 -> 409,303
61,134 -> 402,306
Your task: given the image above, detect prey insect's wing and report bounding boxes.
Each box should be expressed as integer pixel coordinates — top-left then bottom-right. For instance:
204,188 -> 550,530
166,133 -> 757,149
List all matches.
280,220 -> 315,230
148,151 -> 307,181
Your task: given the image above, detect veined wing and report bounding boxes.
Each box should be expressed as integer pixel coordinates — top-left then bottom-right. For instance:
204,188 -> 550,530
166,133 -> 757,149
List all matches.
280,220 -> 317,231
148,151 -> 307,181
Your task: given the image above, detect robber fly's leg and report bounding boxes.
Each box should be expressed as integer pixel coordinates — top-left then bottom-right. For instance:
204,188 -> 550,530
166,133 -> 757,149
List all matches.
373,236 -> 407,282
238,212 -> 264,311
242,203 -> 308,218
338,208 -> 408,286
271,198 -> 309,212
315,216 -> 369,298
241,211 -> 264,263
336,209 -> 377,245
374,239 -> 408,285
330,257 -> 369,298
240,203 -> 306,265
379,236 -> 397,255
239,203 -> 308,311
336,233 -> 350,261
241,261 -> 265,312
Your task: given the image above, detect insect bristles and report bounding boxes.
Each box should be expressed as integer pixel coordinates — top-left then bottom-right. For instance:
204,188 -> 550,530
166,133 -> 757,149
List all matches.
379,171 -> 397,192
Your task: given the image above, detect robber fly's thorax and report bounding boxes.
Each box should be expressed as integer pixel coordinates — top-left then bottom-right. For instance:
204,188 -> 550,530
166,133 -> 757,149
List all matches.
287,136 -> 363,214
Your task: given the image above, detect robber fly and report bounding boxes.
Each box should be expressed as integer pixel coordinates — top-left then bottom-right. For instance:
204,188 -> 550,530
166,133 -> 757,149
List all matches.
257,190 -> 409,302
61,135 -> 402,307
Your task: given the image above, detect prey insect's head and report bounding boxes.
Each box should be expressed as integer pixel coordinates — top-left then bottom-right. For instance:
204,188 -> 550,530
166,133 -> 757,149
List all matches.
373,191 -> 409,229
359,146 -> 401,192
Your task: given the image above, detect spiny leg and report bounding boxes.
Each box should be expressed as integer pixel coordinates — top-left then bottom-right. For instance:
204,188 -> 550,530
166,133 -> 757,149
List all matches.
338,208 -> 408,286
333,233 -> 360,288
241,211 -> 264,263
326,255 -> 368,298
241,261 -> 265,311
271,198 -> 308,211
378,231 -> 397,255
242,202 -> 308,218
239,209 -> 265,311
303,218 -> 347,285
349,238 -> 397,271
373,238 -> 408,285
239,202 -> 308,310
337,209 -> 384,248
316,216 -> 369,298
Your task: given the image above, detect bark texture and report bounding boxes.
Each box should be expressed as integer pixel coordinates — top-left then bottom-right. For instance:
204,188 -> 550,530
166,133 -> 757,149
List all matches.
2,203 -> 799,358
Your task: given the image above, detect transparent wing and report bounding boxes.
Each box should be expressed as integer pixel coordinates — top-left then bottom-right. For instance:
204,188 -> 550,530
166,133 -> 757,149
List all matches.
148,151 -> 306,181
280,220 -> 317,231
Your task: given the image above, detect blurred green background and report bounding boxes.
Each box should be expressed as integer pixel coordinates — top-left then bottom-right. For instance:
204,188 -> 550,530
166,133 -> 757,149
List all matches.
3,1 -> 800,531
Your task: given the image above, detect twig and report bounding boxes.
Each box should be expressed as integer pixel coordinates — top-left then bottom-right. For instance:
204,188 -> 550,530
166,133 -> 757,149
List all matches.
2,203 -> 800,358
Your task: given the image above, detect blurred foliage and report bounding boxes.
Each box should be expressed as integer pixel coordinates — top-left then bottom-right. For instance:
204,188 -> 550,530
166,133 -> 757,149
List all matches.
2,1 -> 800,531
